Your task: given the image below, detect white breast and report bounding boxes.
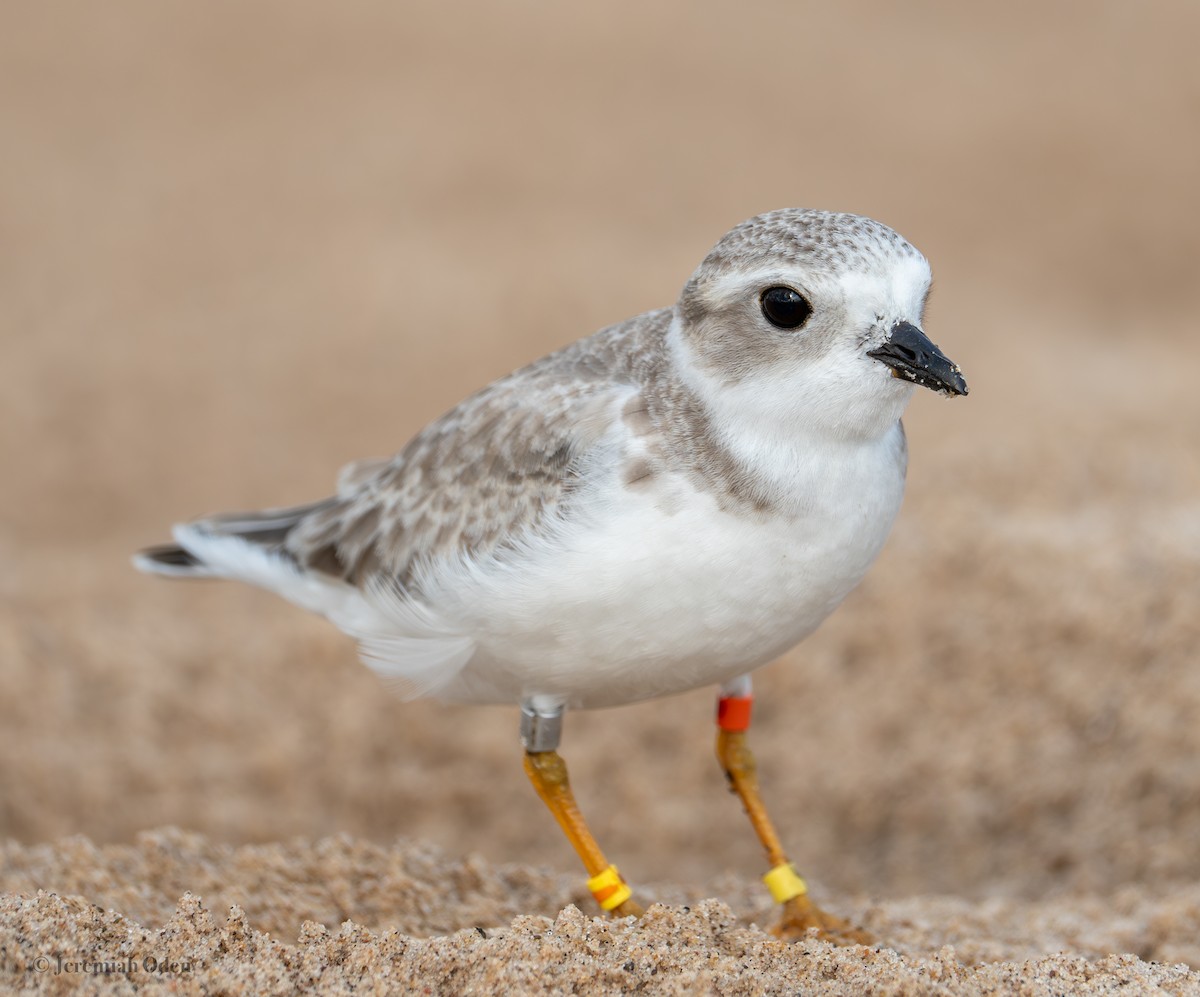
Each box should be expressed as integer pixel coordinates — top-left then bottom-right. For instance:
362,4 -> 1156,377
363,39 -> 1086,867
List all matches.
424,422 -> 908,708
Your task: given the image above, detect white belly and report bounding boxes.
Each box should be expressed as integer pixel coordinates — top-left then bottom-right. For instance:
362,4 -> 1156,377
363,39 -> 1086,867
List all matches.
428,424 -> 907,708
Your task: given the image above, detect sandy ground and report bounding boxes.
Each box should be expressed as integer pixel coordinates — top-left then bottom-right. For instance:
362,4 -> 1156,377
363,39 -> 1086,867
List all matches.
3,1 -> 1200,993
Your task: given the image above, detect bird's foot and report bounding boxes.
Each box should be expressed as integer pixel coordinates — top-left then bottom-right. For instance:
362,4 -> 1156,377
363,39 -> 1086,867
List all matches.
770,895 -> 872,946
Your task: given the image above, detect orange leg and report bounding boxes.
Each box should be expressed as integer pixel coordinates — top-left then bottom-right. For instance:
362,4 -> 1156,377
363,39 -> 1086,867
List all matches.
521,703 -> 643,918
715,681 -> 870,944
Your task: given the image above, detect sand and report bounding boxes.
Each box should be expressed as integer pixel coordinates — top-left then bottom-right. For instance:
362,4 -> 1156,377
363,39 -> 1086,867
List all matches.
4,831 -> 1200,994
3,1 -> 1200,993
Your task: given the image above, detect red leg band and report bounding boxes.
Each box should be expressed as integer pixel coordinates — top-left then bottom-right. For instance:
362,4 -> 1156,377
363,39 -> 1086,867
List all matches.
717,695 -> 753,732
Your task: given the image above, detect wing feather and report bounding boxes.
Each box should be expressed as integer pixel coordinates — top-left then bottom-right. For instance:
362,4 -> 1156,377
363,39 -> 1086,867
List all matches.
285,313 -> 669,589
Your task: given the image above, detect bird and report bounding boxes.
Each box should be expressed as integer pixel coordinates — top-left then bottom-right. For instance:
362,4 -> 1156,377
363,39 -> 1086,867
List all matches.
134,208 -> 967,942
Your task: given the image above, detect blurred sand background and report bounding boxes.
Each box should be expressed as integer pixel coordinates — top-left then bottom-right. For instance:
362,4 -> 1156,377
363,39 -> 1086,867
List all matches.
3,1 -> 1200,992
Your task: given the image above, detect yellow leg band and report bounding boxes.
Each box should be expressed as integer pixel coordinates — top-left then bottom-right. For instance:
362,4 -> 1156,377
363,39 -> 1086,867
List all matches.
763,862 -> 808,904
586,865 -> 633,912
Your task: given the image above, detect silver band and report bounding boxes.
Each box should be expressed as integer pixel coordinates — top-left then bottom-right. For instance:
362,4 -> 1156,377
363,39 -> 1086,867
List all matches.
520,701 -> 564,753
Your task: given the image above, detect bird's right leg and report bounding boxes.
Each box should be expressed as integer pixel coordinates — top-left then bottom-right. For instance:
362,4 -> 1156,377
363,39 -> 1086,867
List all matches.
715,676 -> 870,944
520,700 -> 644,918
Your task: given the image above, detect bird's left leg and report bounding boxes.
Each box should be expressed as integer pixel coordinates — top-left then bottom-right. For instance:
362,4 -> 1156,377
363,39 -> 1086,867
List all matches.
714,675 -> 870,944
520,700 -> 644,918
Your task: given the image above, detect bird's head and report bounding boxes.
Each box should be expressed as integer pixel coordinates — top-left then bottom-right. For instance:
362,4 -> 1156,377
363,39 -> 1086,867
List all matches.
673,208 -> 966,443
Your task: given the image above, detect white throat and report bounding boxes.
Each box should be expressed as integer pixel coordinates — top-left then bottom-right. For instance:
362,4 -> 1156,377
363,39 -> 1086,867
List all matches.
666,316 -> 913,494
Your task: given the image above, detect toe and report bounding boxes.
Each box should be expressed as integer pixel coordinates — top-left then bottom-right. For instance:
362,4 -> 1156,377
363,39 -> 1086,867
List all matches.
770,895 -> 873,946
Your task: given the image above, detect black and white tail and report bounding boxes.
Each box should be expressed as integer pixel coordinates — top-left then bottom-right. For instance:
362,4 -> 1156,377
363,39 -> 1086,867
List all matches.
133,494 -> 477,701
132,500 -> 335,580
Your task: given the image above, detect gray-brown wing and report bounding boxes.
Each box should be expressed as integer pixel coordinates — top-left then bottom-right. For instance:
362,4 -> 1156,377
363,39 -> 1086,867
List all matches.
283,318 -> 664,589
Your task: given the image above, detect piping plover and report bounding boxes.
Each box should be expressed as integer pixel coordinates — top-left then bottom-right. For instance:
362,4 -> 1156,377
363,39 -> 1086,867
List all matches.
136,208 -> 966,940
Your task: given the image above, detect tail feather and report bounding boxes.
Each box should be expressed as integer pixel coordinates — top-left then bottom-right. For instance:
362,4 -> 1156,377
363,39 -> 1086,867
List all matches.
132,543 -> 213,578
133,498 -> 336,579
134,495 -> 478,701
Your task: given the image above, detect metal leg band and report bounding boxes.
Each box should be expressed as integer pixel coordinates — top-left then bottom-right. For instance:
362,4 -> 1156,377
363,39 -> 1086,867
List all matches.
520,702 -> 564,753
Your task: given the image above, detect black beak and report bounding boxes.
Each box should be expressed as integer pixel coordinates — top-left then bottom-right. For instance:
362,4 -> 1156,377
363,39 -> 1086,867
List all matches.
867,321 -> 968,397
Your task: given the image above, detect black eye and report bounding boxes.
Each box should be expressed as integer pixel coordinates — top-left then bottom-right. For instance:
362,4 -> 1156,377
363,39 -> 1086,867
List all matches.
760,286 -> 812,329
